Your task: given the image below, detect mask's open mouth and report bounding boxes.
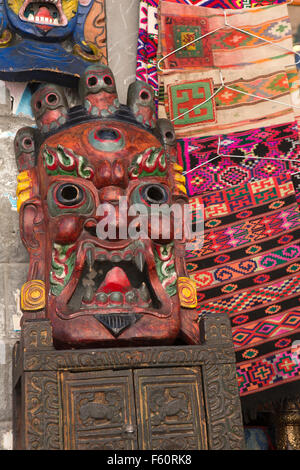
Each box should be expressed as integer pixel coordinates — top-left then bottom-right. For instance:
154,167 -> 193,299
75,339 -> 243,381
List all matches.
67,241 -> 161,314
19,0 -> 68,27
51,239 -> 177,337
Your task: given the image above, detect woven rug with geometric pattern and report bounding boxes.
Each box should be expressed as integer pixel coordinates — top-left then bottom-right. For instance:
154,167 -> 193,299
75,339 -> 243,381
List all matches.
186,174 -> 300,410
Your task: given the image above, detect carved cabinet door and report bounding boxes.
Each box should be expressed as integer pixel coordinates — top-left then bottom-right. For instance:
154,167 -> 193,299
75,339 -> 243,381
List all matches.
60,366 -> 208,450
60,370 -> 138,450
134,367 -> 208,450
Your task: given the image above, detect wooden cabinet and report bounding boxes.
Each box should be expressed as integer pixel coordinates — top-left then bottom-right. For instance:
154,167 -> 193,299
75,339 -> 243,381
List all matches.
134,367 -> 207,450
60,367 -> 208,450
61,370 -> 137,450
12,314 -> 245,450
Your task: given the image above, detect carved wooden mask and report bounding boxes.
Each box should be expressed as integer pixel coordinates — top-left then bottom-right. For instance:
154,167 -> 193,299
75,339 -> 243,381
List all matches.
15,64 -> 199,348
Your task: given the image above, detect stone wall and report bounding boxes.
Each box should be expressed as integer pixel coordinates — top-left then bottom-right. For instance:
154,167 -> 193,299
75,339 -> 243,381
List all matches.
0,0 -> 139,450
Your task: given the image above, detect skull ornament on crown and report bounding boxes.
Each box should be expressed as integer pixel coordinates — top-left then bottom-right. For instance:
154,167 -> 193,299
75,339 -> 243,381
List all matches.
15,64 -> 199,348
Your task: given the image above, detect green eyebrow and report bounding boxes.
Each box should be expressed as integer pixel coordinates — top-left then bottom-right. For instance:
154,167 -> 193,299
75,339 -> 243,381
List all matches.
129,147 -> 167,179
43,145 -> 94,180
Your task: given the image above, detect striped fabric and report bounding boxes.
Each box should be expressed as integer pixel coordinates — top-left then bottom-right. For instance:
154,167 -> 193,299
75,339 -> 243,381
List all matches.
136,0 -> 300,408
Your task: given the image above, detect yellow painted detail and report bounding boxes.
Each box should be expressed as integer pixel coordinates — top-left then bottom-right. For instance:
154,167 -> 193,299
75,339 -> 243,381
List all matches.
7,0 -> 23,15
16,171 -> 32,212
178,277 -> 197,309
73,42 -> 103,62
175,173 -> 186,184
21,280 -> 46,311
0,29 -> 12,47
173,163 -> 183,173
176,183 -> 187,195
17,190 -> 31,212
62,0 -> 78,20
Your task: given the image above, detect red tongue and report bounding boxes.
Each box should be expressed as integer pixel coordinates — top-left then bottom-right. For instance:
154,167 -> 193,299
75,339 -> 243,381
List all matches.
37,6 -> 52,19
98,267 -> 131,294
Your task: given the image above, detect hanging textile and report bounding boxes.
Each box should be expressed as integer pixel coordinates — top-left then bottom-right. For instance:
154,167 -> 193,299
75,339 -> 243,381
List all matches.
145,0 -> 300,408
158,2 -> 294,70
158,65 -> 298,137
136,0 -> 292,97
186,175 -> 300,409
177,121 -> 300,199
164,0 -> 287,6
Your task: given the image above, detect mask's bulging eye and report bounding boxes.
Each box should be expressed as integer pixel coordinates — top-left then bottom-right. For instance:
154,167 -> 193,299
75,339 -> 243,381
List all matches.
56,183 -> 84,207
87,75 -> 98,87
141,184 -> 169,204
103,74 -> 113,86
22,136 -> 34,151
48,182 -> 94,217
139,89 -> 151,102
46,92 -> 59,106
86,74 -> 114,89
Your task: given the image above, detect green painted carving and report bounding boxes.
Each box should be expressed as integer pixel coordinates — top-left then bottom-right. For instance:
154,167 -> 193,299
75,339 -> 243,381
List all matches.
50,243 -> 77,296
43,145 -> 94,179
129,147 -> 167,179
154,243 -> 177,297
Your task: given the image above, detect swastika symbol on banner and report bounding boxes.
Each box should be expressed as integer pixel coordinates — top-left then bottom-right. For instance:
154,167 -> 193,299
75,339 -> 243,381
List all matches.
168,79 -> 216,127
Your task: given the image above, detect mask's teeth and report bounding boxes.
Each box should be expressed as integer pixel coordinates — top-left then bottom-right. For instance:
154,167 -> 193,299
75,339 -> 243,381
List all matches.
139,282 -> 150,302
135,251 -> 145,272
125,290 -> 138,304
86,246 -> 95,272
83,285 -> 94,303
97,252 -> 108,262
96,292 -> 108,304
111,254 -> 122,263
81,267 -> 96,302
109,292 -> 124,304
